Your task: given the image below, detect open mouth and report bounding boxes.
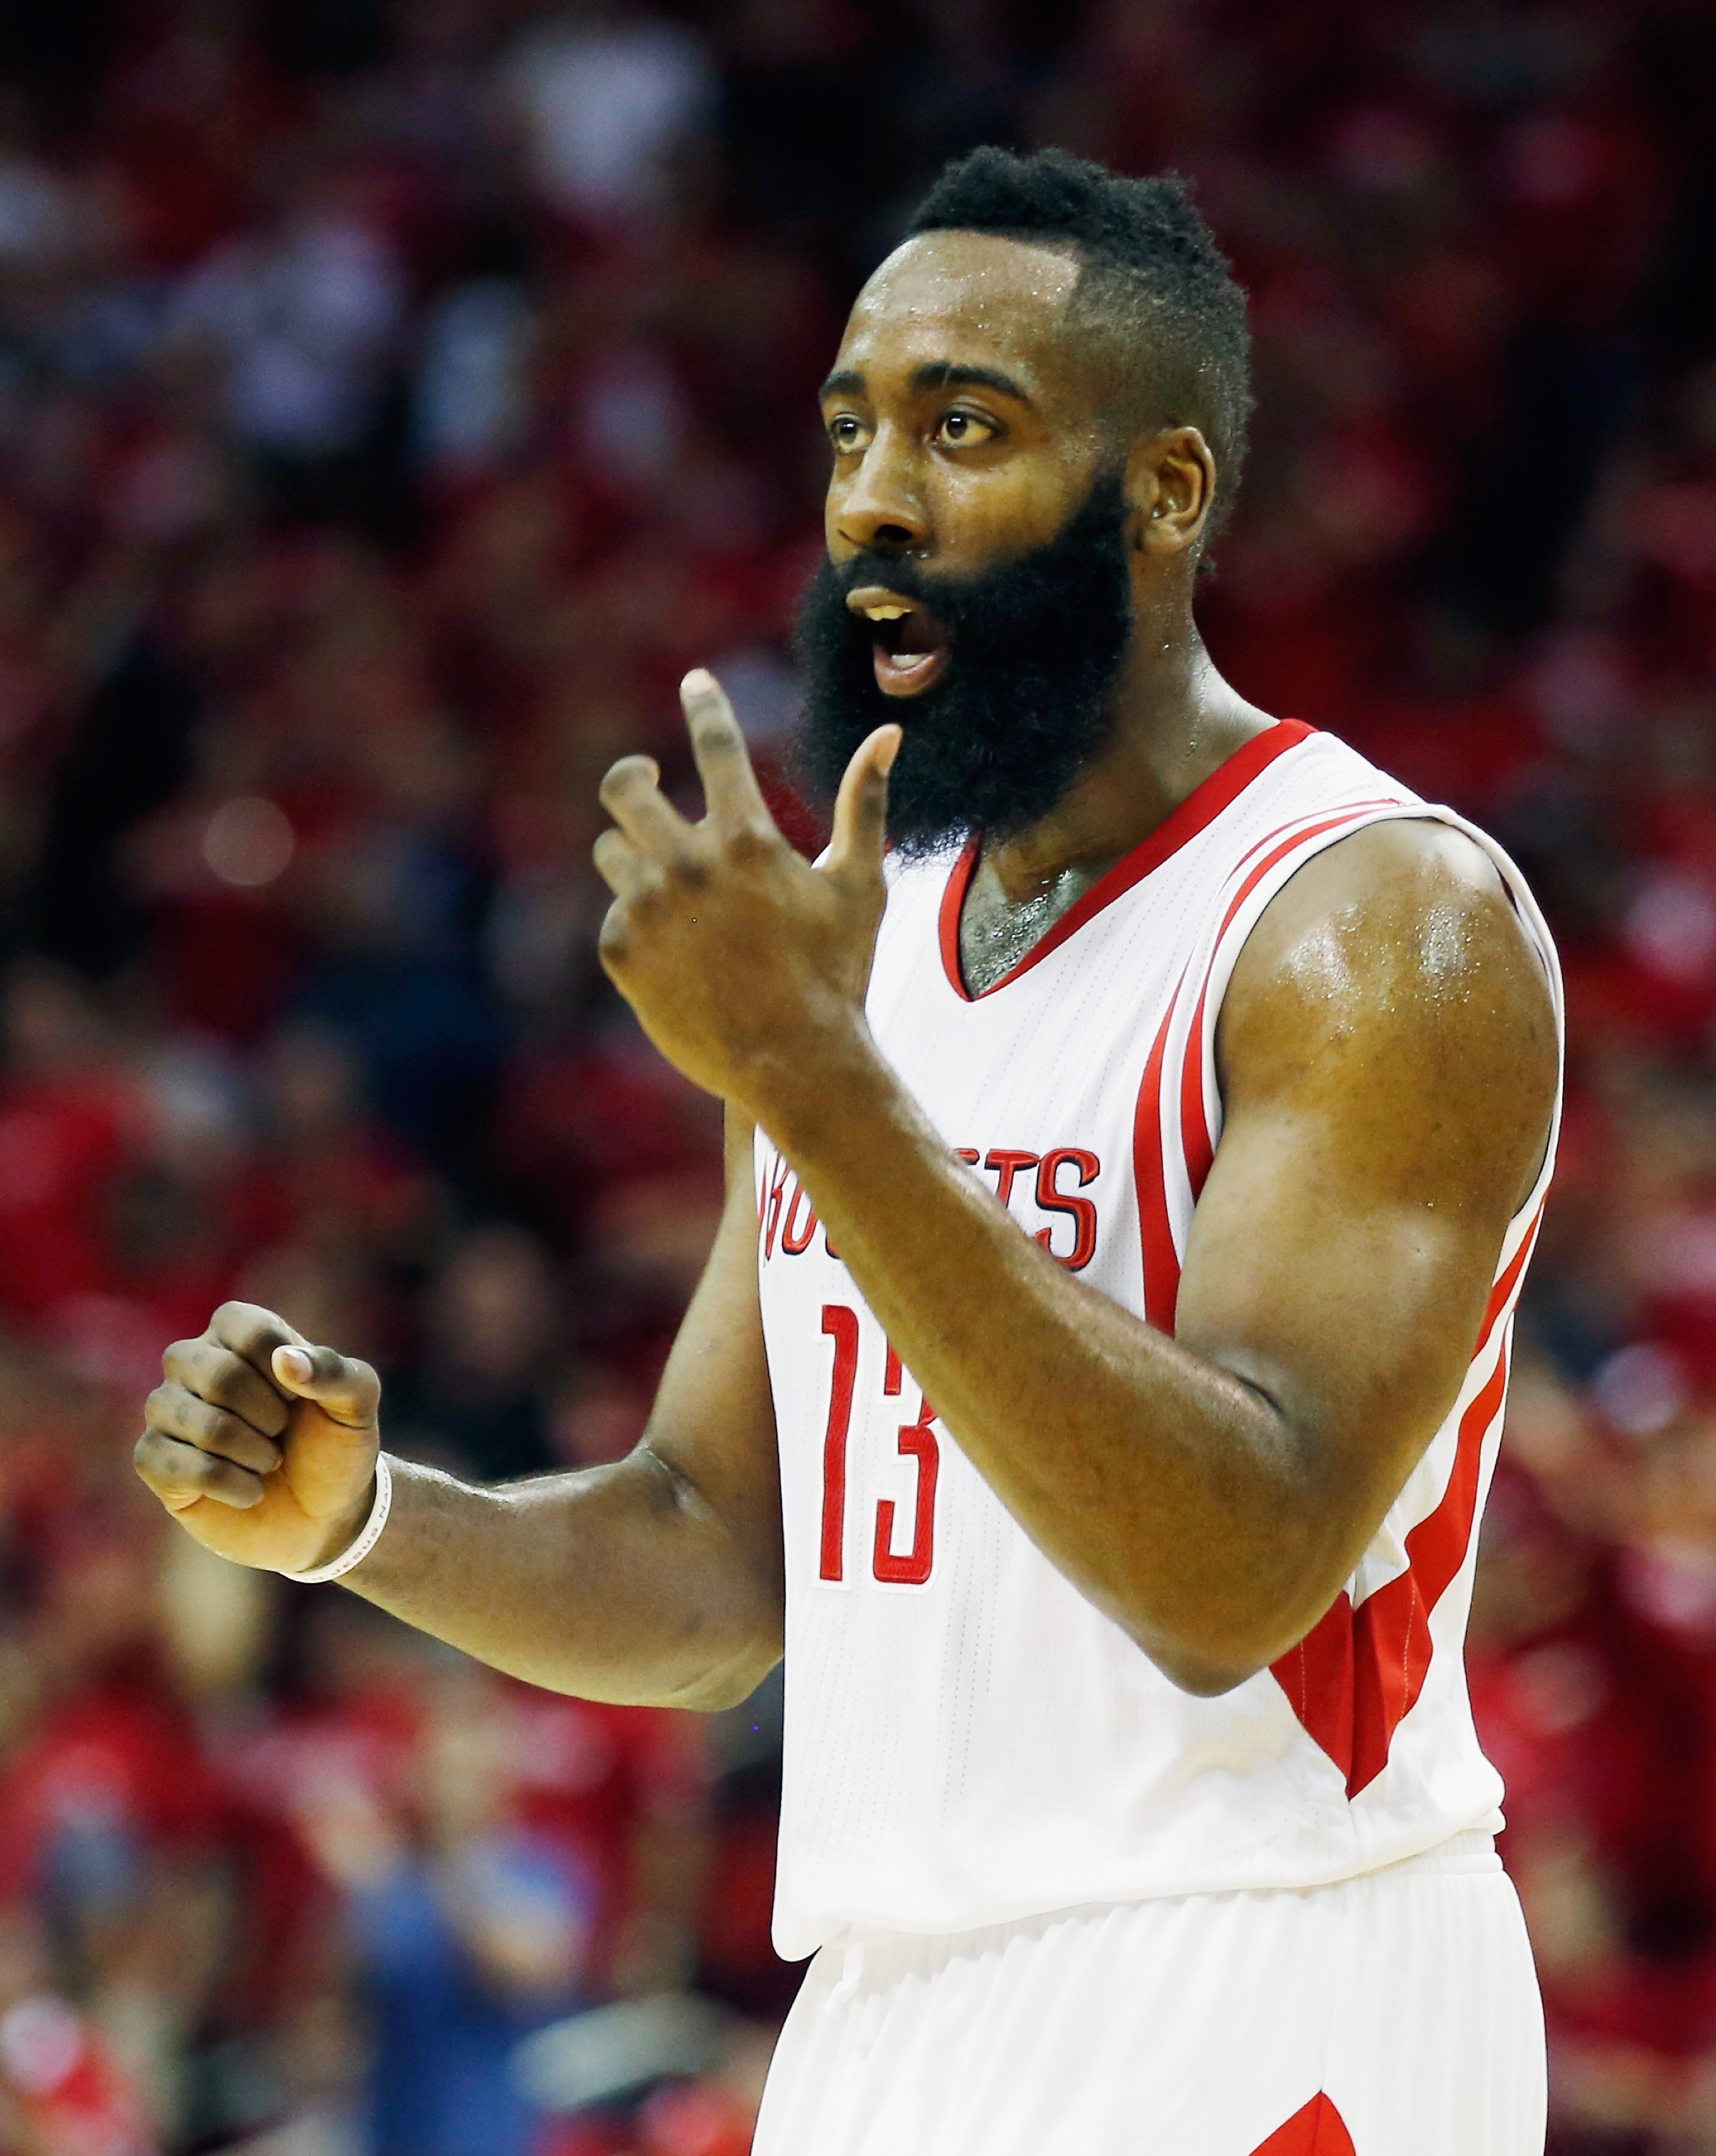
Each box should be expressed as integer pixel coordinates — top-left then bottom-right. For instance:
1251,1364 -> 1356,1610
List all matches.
846,585 -> 951,699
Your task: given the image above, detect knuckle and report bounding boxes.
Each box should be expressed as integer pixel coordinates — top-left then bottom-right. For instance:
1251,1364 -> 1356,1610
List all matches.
134,1432 -> 195,1491
672,852 -> 711,892
202,1359 -> 246,1408
725,823 -> 778,868
196,1397 -> 234,1444
696,727 -> 742,768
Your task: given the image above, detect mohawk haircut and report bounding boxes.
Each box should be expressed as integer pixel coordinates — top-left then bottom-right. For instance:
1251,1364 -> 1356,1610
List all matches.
906,147 -> 1253,546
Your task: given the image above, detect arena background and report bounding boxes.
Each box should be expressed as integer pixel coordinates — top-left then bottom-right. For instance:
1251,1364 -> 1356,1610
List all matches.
0,1 -> 1707,2150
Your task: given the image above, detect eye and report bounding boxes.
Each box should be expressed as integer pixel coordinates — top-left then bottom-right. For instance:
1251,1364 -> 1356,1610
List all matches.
934,409 -> 997,448
827,413 -> 871,455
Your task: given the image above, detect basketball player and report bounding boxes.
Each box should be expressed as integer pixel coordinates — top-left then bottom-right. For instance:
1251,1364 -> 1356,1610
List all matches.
134,149 -> 1560,2154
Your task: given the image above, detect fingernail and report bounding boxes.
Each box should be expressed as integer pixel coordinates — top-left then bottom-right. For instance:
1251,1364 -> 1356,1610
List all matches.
275,1347 -> 312,1382
877,727 -> 903,774
681,668 -> 715,696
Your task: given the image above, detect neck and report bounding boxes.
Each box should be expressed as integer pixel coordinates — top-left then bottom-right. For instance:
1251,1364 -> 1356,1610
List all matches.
982,604 -> 1275,907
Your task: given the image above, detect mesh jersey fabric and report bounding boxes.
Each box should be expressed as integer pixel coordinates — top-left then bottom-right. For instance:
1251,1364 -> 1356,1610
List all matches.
755,720 -> 1564,1960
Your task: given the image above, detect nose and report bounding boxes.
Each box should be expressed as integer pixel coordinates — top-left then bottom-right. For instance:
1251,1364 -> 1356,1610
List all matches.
831,425 -> 930,556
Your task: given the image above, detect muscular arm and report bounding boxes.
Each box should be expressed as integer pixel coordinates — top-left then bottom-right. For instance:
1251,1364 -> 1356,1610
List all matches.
134,1109 -> 785,1711
761,823 -> 1556,1694
590,682 -> 1559,1698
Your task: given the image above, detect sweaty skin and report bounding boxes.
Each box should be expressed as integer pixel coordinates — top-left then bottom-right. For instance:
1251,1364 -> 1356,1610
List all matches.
134,231 -> 1557,1703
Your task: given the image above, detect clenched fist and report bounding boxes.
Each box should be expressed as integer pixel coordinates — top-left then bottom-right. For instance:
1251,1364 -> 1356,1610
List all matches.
134,1302 -> 380,1575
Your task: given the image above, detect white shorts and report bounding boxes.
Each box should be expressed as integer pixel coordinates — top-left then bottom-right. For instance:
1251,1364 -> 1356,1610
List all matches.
752,1833 -> 1545,2156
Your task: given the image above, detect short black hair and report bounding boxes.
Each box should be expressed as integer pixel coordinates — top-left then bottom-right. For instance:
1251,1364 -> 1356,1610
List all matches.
906,147 -> 1253,544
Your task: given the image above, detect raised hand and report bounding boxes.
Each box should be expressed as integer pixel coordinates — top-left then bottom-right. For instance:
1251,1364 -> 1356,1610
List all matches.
594,669 -> 900,1113
134,1302 -> 381,1574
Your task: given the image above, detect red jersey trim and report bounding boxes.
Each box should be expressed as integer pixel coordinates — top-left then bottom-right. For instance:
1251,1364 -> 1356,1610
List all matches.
1172,800 -> 1404,1210
1270,1314 -> 1523,1799
1131,800 -> 1401,1335
938,719 -> 1318,1001
1133,978 -> 1187,1332
1122,788 -> 1539,1799
1250,2094 -> 1356,2156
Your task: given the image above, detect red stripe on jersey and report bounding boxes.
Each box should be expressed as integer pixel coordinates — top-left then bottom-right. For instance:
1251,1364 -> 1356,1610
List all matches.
1212,803 -> 1402,949
1141,803 -> 1407,1325
1174,801 -> 1406,1199
938,720 -> 1317,1001
1250,2093 -> 1356,2155
1271,1338 -> 1511,1797
1222,794 -> 1405,890
1476,1201 -> 1545,1359
1133,983 -> 1185,1330
1178,969 -> 1217,1199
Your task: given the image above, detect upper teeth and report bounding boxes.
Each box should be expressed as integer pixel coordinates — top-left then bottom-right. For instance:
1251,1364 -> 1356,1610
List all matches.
863,604 -> 909,620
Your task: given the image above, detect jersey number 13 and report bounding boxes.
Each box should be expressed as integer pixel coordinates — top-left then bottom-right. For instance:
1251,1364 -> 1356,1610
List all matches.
818,1303 -> 939,1588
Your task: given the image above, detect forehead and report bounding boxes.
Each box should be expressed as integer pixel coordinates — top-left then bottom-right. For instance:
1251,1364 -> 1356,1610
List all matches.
832,231 -> 1090,402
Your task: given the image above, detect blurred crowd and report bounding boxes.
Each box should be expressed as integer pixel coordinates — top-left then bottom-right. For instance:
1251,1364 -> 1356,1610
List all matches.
0,0 -> 1707,2150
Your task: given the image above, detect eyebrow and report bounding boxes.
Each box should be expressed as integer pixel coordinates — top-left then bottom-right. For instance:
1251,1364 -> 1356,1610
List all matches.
817,361 -> 1036,406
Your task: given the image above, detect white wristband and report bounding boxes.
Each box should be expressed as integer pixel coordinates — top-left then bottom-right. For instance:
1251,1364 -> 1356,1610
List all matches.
285,1453 -> 393,1584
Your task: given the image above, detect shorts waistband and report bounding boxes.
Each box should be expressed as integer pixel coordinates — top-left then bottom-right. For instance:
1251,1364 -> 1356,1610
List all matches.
1366,1828 -> 1500,1881
816,1830 -> 1506,1969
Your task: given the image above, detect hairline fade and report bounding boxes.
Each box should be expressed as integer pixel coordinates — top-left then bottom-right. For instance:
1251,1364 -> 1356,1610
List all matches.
905,147 -> 1253,549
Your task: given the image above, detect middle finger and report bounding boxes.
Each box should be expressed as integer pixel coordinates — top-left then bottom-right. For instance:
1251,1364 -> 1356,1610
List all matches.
593,826 -> 665,901
146,1382 -> 283,1475
162,1338 -> 290,1437
599,755 -> 697,861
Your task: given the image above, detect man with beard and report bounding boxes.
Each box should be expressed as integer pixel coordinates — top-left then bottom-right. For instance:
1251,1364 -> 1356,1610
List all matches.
135,149 -> 1559,2152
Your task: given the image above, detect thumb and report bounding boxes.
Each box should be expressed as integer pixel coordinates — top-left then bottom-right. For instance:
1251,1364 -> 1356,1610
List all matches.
271,1342 -> 381,1430
825,723 -> 901,888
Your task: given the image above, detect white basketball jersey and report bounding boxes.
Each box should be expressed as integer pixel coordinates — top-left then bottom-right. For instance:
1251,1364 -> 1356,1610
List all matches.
754,720 -> 1563,1961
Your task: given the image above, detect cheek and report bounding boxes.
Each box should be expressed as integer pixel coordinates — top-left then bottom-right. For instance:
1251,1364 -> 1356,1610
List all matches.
932,459 -> 1091,563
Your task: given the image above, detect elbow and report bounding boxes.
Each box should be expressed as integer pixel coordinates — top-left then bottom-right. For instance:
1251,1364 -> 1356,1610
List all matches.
1122,1600 -> 1301,1700
1117,1528 -> 1351,1700
1117,1608 -> 1274,1697
658,1631 -> 783,1713
1151,1649 -> 1268,1698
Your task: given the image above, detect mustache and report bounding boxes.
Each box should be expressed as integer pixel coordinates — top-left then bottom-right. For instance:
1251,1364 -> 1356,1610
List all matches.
823,550 -> 1001,620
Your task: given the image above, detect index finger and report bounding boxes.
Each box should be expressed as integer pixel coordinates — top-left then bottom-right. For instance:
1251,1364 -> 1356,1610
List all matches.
209,1300 -> 308,1381
681,671 -> 771,829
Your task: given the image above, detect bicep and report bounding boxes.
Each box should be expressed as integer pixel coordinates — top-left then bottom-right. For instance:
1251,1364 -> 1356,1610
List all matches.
1175,821 -> 1557,1548
640,1103 -> 783,1600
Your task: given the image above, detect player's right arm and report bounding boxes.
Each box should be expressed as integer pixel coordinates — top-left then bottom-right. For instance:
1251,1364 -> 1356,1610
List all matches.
132,1108 -> 785,1711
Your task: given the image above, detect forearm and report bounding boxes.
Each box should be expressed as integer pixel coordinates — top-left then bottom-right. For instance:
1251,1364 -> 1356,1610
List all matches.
761,1039 -> 1329,1690
340,1447 -> 783,1710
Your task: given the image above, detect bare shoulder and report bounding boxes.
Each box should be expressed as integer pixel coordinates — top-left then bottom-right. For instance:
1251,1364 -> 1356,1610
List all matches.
1219,818 -> 1558,1214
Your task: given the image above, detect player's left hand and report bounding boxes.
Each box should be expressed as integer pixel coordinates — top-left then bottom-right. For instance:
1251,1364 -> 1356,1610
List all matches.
594,670 -> 900,1113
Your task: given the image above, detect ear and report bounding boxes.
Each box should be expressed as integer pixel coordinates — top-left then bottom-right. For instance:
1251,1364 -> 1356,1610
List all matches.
1126,426 -> 1217,558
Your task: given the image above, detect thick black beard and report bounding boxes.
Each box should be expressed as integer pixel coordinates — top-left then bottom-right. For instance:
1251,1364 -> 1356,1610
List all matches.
790,469 -> 1134,857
